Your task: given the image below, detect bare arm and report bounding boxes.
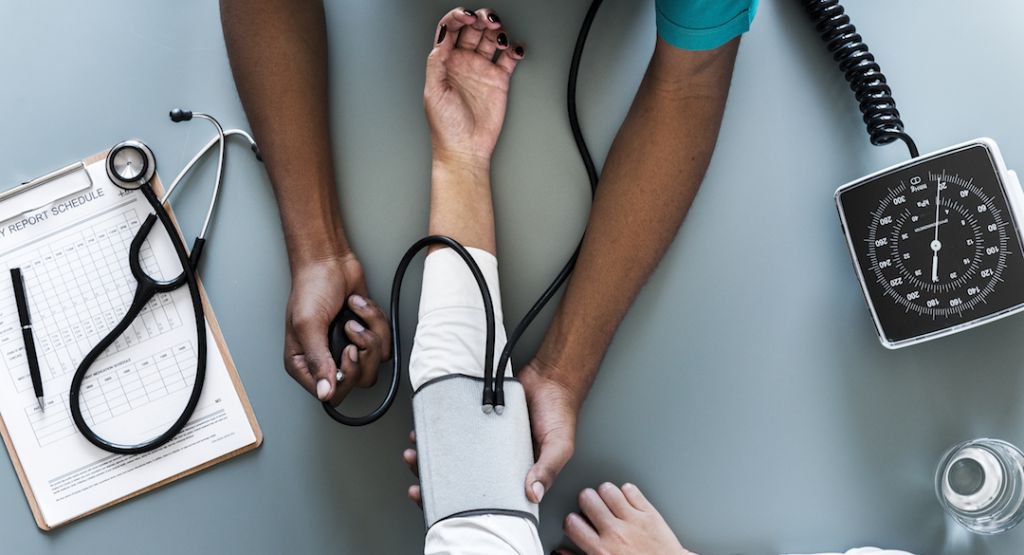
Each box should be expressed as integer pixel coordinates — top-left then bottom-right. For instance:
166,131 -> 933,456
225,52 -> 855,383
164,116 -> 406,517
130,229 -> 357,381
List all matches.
220,0 -> 390,405
221,0 -> 341,264
521,37 -> 741,501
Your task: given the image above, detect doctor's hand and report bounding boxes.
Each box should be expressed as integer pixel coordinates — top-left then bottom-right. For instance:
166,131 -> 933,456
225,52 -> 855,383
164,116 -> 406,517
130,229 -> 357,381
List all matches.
425,7 -> 525,169
400,357 -> 581,509
519,358 -> 580,505
284,254 -> 391,405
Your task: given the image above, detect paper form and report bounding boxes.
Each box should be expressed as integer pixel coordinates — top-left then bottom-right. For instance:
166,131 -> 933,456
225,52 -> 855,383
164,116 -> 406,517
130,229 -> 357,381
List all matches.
0,159 -> 257,527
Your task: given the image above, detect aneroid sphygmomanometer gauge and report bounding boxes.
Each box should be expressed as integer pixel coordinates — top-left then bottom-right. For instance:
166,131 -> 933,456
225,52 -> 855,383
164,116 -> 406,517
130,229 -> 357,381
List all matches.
837,140 -> 1024,348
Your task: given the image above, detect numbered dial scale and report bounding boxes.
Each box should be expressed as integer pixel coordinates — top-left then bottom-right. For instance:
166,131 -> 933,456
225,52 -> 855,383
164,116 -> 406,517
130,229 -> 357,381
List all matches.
837,139 -> 1024,348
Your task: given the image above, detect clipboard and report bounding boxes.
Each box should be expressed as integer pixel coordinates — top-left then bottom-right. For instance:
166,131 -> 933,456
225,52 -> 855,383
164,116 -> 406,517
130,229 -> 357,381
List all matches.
0,151 -> 263,530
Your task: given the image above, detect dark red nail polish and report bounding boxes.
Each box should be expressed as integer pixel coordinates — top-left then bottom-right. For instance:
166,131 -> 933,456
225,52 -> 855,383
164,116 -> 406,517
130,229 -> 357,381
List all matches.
464,10 -> 475,17
515,46 -> 525,57
497,33 -> 509,47
487,13 -> 501,23
437,24 -> 447,44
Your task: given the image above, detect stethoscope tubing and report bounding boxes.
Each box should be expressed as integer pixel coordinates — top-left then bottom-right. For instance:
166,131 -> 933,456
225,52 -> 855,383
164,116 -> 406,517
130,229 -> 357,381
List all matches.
69,184 -> 208,455
321,235 -> 498,425
69,119 -> 258,454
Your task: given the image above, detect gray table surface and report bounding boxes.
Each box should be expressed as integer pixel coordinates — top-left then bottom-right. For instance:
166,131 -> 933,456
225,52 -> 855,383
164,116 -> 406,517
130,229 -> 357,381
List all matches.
1,0 -> 1023,553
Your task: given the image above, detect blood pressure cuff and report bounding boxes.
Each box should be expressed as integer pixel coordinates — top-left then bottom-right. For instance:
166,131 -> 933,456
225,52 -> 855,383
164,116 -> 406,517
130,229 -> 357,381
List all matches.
413,374 -> 539,529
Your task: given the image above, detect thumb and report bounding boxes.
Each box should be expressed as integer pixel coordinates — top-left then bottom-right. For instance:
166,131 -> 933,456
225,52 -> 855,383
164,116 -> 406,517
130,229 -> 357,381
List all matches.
294,318 -> 338,401
525,431 -> 574,504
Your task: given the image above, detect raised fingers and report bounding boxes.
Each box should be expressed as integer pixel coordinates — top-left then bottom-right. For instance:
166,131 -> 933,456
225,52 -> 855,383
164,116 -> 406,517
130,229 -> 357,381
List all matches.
563,512 -> 601,553
597,483 -> 634,519
622,482 -> 656,512
456,8 -> 500,50
433,7 -> 478,51
476,27 -> 509,60
578,488 -> 616,532
495,44 -> 525,74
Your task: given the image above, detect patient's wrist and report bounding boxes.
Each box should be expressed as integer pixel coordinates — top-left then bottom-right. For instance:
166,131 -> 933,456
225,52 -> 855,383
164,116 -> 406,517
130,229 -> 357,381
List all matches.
431,148 -> 491,176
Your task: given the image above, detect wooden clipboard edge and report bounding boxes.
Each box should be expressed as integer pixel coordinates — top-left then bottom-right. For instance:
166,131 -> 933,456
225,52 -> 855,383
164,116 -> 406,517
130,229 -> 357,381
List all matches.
0,151 -> 263,531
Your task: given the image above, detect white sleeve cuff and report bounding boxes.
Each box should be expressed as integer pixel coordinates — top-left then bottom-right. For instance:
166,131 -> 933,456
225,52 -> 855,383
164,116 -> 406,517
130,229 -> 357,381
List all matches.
410,247 -> 511,391
424,515 -> 542,555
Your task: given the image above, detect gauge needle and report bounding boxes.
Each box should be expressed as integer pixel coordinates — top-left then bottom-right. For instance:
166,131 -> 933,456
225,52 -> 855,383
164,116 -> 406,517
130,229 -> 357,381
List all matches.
932,181 -> 944,282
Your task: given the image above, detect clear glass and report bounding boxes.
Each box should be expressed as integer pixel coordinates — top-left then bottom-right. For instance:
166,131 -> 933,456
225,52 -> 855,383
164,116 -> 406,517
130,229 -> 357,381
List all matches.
936,438 -> 1024,535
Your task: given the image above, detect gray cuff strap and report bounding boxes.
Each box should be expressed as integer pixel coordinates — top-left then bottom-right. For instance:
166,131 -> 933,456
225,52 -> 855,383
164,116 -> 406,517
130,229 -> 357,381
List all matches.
413,374 -> 539,529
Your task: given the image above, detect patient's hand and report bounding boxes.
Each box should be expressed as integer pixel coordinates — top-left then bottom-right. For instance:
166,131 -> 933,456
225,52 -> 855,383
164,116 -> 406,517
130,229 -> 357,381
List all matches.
556,483 -> 694,555
425,7 -> 525,168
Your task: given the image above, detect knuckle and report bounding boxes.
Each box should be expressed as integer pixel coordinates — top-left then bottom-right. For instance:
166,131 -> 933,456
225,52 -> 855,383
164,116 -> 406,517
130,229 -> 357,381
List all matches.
304,353 -> 328,374
347,263 -> 366,285
607,528 -> 628,545
291,314 -> 321,336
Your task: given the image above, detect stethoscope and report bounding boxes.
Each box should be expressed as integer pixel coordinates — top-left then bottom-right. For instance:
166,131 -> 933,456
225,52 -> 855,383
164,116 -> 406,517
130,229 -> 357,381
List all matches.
69,109 -> 260,455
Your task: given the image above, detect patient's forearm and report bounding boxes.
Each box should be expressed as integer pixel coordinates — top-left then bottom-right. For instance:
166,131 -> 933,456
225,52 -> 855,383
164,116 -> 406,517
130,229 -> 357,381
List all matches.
219,0 -> 348,270
533,38 -> 740,404
429,158 -> 496,255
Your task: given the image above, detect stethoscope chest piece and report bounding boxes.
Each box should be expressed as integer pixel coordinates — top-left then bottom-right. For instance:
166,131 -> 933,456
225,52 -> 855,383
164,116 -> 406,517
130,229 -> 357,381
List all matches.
107,139 -> 156,190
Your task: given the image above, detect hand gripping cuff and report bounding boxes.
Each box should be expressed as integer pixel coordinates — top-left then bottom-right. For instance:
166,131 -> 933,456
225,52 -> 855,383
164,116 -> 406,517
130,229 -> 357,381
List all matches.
413,374 -> 539,529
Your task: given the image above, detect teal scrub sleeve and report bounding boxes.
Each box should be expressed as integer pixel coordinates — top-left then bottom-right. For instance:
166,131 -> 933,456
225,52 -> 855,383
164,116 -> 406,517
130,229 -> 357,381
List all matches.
655,0 -> 759,51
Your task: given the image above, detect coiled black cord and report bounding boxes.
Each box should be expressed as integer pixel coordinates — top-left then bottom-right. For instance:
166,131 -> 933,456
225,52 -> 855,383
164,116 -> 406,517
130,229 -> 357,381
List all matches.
802,0 -> 919,158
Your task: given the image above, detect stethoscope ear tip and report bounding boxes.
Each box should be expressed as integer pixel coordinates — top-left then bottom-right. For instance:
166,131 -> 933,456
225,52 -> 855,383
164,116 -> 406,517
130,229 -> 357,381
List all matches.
251,144 -> 263,163
169,108 -> 193,123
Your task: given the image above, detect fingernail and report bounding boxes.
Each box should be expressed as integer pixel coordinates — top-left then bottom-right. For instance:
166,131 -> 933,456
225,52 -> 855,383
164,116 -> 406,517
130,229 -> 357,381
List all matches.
532,481 -> 545,502
487,12 -> 500,23
316,379 -> 331,400
515,46 -> 525,57
350,294 -> 368,308
348,319 -> 365,333
463,9 -> 475,17
497,33 -> 509,47
348,345 -> 359,363
437,24 -> 447,44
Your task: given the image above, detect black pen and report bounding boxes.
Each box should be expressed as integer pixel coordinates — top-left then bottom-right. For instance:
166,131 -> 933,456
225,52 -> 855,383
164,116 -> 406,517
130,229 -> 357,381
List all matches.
10,268 -> 43,411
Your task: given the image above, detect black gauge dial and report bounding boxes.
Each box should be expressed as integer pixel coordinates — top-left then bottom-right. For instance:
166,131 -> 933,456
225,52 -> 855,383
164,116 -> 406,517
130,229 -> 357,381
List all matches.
837,142 -> 1024,347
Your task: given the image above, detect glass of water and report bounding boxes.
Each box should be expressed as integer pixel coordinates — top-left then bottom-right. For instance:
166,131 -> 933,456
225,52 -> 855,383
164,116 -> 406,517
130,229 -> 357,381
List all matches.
936,438 -> 1024,535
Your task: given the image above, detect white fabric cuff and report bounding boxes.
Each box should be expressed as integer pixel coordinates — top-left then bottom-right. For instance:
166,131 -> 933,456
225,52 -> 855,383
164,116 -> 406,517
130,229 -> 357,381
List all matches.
410,247 -> 511,391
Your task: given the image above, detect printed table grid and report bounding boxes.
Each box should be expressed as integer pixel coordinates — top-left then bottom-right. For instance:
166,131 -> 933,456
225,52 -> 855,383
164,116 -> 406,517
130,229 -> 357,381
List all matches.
24,341 -> 197,447
0,209 -> 185,393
